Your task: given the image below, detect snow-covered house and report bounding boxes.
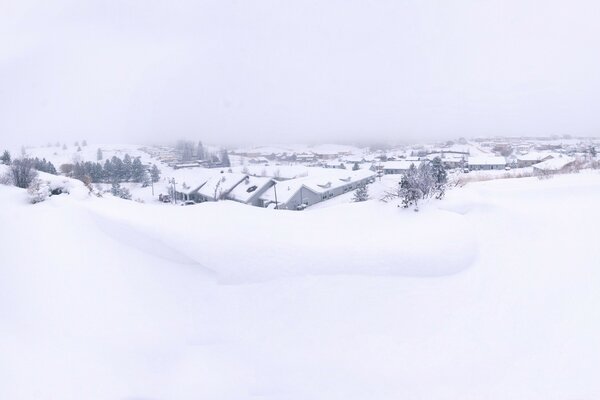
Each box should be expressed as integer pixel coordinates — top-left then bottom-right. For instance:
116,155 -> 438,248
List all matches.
467,156 -> 506,171
532,156 -> 575,174
381,160 -> 423,175
515,153 -> 554,168
195,173 -> 249,202
226,176 -> 277,207
259,169 -> 376,210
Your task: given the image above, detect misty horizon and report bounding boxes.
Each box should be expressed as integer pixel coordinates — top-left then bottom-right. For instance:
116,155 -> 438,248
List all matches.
2,0 -> 600,148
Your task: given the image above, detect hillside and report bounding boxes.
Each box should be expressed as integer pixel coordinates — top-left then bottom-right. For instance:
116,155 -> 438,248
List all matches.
1,170 -> 600,399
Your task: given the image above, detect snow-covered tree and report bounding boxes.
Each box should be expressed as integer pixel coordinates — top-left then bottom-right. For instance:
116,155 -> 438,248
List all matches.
131,157 -> 145,183
110,156 -> 124,183
352,162 -> 360,171
122,154 -> 133,181
150,164 -> 161,183
141,171 -> 151,187
430,157 -> 448,199
197,141 -> 206,160
82,140 -> 87,146
220,149 -> 231,167
0,150 -> 11,165
353,184 -> 369,202
96,148 -> 103,161
27,178 -> 50,204
111,182 -> 131,200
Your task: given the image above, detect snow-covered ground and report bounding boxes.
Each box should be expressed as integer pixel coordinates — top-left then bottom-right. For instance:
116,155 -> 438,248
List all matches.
2,167 -> 600,399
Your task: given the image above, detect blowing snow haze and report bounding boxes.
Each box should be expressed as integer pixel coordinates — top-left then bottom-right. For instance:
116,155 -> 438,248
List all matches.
2,0 -> 600,147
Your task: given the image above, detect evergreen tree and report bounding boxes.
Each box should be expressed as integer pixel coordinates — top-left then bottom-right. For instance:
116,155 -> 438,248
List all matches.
97,148 -> 103,161
62,144 -> 67,150
352,162 -> 360,171
353,184 -> 369,202
220,149 -> 231,167
122,154 -> 133,181
0,150 -> 11,165
110,156 -> 124,182
430,157 -> 448,199
150,164 -> 161,183
197,141 -> 205,160
131,158 -> 145,183
103,159 -> 114,182
141,171 -> 151,187
82,140 -> 87,146
77,146 -> 82,152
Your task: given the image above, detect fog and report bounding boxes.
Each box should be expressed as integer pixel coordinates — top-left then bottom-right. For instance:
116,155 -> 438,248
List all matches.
2,0 -> 600,148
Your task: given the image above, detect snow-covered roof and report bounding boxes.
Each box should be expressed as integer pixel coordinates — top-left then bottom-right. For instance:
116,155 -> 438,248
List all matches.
516,152 -> 554,162
467,156 -> 506,166
381,160 -> 423,170
197,173 -> 248,200
259,169 -> 376,204
532,156 -> 575,171
227,176 -> 275,203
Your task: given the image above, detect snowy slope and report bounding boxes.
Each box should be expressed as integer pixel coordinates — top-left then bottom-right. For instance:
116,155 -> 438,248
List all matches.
1,172 -> 600,399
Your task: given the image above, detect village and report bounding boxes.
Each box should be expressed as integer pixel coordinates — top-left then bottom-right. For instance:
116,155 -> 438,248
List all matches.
132,136 -> 599,210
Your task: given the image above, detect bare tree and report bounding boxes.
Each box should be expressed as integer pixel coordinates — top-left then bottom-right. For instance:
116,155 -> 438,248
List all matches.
10,159 -> 38,188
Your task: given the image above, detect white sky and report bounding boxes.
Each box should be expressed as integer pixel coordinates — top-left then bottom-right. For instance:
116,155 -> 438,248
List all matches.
1,0 -> 600,147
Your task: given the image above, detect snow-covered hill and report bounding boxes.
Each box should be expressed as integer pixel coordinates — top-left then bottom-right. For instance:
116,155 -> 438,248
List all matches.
1,172 -> 600,399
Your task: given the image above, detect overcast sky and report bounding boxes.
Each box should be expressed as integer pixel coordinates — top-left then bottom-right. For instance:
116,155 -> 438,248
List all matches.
2,0 -> 600,148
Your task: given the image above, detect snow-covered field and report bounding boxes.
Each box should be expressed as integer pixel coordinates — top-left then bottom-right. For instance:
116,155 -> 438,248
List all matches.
1,164 -> 600,399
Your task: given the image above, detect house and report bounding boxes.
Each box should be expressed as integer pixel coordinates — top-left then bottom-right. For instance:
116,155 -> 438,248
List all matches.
195,173 -> 249,202
381,160 -> 423,175
177,180 -> 209,202
296,153 -> 316,163
532,156 -> 575,175
515,153 -> 554,168
226,176 -> 277,207
467,156 -> 506,171
259,169 -> 376,210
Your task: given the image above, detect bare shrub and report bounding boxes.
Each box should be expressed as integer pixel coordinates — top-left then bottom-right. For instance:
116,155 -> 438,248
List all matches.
10,159 -> 38,188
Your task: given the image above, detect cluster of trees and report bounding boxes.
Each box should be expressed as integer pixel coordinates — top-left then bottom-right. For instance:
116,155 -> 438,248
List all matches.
29,157 -> 57,175
383,157 -> 448,210
398,158 -> 447,210
175,140 -> 231,167
64,154 -> 160,185
0,151 -> 58,189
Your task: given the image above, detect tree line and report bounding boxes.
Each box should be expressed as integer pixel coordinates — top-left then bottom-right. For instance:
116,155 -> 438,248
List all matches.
64,154 -> 161,185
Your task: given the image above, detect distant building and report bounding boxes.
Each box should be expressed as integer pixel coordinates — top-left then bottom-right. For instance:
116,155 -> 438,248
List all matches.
467,156 -> 506,171
515,153 -> 554,168
532,156 -> 575,175
381,160 -> 423,175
